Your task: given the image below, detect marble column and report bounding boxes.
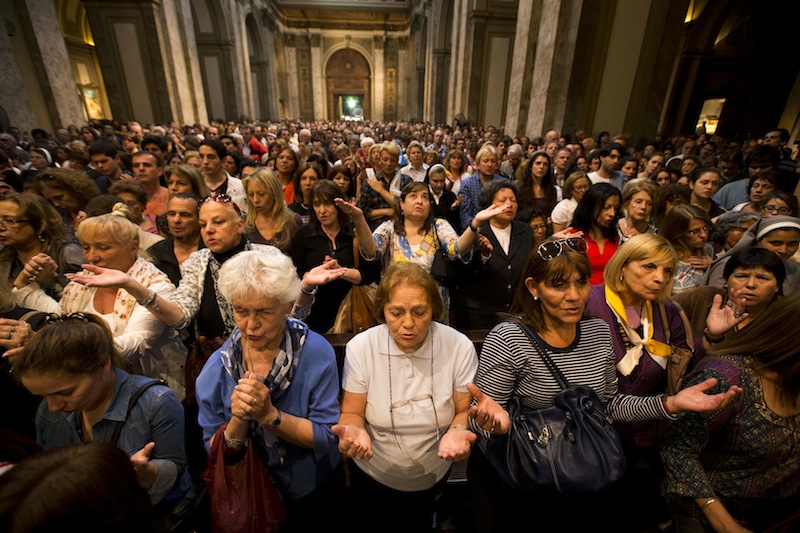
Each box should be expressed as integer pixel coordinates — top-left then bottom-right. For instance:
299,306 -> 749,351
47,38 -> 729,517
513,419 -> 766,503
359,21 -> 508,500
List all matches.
310,33 -> 324,120
155,0 -> 207,125
285,34 -> 300,119
503,0 -> 536,136
372,36 -> 385,121
524,0 -> 583,138
446,0 -> 466,124
262,15 -> 280,120
7,0 -> 85,130
397,37 -> 409,120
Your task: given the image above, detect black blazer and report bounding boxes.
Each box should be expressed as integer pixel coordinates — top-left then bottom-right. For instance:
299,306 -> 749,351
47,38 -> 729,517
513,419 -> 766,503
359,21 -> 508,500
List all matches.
454,220 -> 535,330
431,189 -> 461,233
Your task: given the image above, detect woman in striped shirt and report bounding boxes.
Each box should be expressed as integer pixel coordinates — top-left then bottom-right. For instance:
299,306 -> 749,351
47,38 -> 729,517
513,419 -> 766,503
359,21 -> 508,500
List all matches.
466,236 -> 742,531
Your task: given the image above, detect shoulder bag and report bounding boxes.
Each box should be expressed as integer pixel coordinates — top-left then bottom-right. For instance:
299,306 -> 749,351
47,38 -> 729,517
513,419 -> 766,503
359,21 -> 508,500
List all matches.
483,319 -> 627,493
203,423 -> 286,533
430,219 -> 456,288
327,237 -> 379,334
659,301 -> 695,396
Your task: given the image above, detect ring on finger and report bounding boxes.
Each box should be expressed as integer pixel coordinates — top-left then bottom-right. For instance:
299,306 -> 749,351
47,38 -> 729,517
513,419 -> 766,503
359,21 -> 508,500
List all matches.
10,326 -> 16,333
5,333 -> 10,340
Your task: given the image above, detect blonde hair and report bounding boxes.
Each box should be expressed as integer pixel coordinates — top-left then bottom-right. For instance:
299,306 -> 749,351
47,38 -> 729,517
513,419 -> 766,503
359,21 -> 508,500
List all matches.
604,234 -> 677,302
77,203 -> 139,249
242,168 -> 297,250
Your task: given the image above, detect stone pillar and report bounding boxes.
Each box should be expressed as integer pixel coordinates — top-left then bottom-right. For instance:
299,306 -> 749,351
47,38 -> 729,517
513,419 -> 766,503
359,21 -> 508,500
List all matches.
397,37 -> 409,120
372,36 -> 385,121
155,0 -> 207,125
285,34 -> 300,119
310,33 -> 324,120
449,5 -> 487,125
446,0 -> 466,124
262,15 -> 280,120
524,0 -> 583,138
6,0 -> 85,130
503,0 -> 537,136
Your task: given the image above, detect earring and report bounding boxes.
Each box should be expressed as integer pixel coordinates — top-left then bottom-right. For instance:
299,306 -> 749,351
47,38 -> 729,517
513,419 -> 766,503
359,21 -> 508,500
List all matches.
38,235 -> 45,243
619,275 -> 624,282
533,296 -> 539,301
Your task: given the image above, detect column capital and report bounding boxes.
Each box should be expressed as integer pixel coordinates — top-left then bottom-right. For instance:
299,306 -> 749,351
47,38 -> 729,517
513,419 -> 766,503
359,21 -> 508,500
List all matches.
309,33 -> 321,47
285,34 -> 296,47
373,35 -> 385,49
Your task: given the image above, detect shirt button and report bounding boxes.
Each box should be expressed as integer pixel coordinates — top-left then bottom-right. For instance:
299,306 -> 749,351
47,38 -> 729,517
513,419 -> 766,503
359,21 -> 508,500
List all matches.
507,284 -> 512,290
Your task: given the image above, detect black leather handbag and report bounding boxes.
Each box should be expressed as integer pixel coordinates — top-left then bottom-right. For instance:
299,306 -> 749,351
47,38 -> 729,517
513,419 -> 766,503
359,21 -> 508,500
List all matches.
430,220 -> 455,288
484,319 -> 627,493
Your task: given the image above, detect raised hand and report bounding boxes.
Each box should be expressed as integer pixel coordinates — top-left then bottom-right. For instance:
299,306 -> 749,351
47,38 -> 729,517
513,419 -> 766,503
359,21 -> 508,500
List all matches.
302,258 -> 348,289
334,197 -> 365,220
438,426 -> 476,462
467,383 -> 511,435
332,424 -> 373,461
67,264 -> 133,288
665,377 -> 742,414
706,292 -> 748,337
130,442 -> 158,489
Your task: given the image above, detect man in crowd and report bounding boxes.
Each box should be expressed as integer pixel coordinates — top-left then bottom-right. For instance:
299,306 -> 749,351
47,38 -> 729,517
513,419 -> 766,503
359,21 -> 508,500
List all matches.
132,151 -> 169,217
400,140 -> 428,182
588,142 -> 627,190
358,142 -> 410,230
198,139 -> 247,212
89,140 -> 130,193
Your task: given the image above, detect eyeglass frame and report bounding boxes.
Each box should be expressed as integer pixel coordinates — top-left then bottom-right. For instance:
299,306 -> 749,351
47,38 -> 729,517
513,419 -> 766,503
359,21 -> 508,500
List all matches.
761,204 -> 792,215
0,216 -> 29,229
537,237 -> 588,261
387,328 -> 442,447
687,225 -> 710,237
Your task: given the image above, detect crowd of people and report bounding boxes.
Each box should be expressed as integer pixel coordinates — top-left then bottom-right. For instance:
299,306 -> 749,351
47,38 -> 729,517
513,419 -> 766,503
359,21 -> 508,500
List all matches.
0,116 -> 799,532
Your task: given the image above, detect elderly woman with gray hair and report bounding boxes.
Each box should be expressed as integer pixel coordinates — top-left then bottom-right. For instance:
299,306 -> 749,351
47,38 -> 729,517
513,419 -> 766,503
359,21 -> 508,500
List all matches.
708,211 -> 759,257
195,248 -> 343,531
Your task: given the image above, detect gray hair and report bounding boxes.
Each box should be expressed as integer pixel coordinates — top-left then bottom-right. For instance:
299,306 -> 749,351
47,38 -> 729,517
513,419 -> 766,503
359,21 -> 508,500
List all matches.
217,248 -> 301,306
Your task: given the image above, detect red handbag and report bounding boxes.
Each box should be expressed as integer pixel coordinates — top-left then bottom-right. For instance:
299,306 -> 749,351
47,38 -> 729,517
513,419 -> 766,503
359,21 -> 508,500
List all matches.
203,423 -> 286,533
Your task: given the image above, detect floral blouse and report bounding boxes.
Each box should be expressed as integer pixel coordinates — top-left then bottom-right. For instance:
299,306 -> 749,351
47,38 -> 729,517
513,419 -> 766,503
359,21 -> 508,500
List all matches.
369,218 -> 468,276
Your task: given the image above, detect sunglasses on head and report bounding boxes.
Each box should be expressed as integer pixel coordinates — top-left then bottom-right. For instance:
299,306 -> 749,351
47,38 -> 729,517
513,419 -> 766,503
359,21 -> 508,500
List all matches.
199,193 -> 242,216
537,238 -> 588,261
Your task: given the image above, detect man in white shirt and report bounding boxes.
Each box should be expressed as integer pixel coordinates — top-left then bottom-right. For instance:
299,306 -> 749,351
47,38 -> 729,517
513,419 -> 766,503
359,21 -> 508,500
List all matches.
588,142 -> 627,191
400,140 -> 428,182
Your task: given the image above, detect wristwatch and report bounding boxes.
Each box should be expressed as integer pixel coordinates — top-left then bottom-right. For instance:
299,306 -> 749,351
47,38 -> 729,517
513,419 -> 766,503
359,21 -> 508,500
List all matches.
268,409 -> 282,428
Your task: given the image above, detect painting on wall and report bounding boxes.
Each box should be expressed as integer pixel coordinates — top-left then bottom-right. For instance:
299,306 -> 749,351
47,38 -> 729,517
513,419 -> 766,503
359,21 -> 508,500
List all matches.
81,85 -> 104,120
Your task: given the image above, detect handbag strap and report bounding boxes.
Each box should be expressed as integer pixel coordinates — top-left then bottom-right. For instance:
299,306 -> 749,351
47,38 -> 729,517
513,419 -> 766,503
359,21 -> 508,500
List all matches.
110,379 -> 164,445
657,300 -> 695,351
508,318 -> 571,391
352,231 -> 360,268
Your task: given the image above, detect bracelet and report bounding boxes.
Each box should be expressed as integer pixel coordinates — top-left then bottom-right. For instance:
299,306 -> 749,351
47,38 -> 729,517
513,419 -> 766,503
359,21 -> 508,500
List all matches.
700,498 -> 718,512
703,328 -> 725,343
449,424 -> 468,432
223,431 -> 246,449
137,289 -> 158,309
301,285 -> 318,296
469,223 -> 480,233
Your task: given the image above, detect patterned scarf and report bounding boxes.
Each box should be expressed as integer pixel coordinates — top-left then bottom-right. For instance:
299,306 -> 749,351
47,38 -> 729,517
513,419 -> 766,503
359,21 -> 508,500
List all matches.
219,317 -> 307,464
605,285 -> 671,376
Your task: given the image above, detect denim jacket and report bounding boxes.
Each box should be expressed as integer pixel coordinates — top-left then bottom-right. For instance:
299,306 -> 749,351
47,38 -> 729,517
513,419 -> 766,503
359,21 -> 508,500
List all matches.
35,367 -> 192,503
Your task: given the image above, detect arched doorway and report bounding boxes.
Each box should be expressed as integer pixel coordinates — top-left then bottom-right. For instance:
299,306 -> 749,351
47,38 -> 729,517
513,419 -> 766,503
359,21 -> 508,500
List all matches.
326,49 -> 371,121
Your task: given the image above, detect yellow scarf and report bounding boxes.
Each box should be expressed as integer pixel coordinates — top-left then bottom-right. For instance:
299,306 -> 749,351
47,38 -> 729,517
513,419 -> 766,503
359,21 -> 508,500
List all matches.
605,285 -> 672,376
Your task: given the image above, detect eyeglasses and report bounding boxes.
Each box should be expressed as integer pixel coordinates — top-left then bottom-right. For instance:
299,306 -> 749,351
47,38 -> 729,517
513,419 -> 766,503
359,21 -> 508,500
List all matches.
687,225 -> 709,236
0,216 -> 29,228
762,205 -> 792,215
387,329 -> 441,447
199,193 -> 242,216
537,238 -> 588,261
